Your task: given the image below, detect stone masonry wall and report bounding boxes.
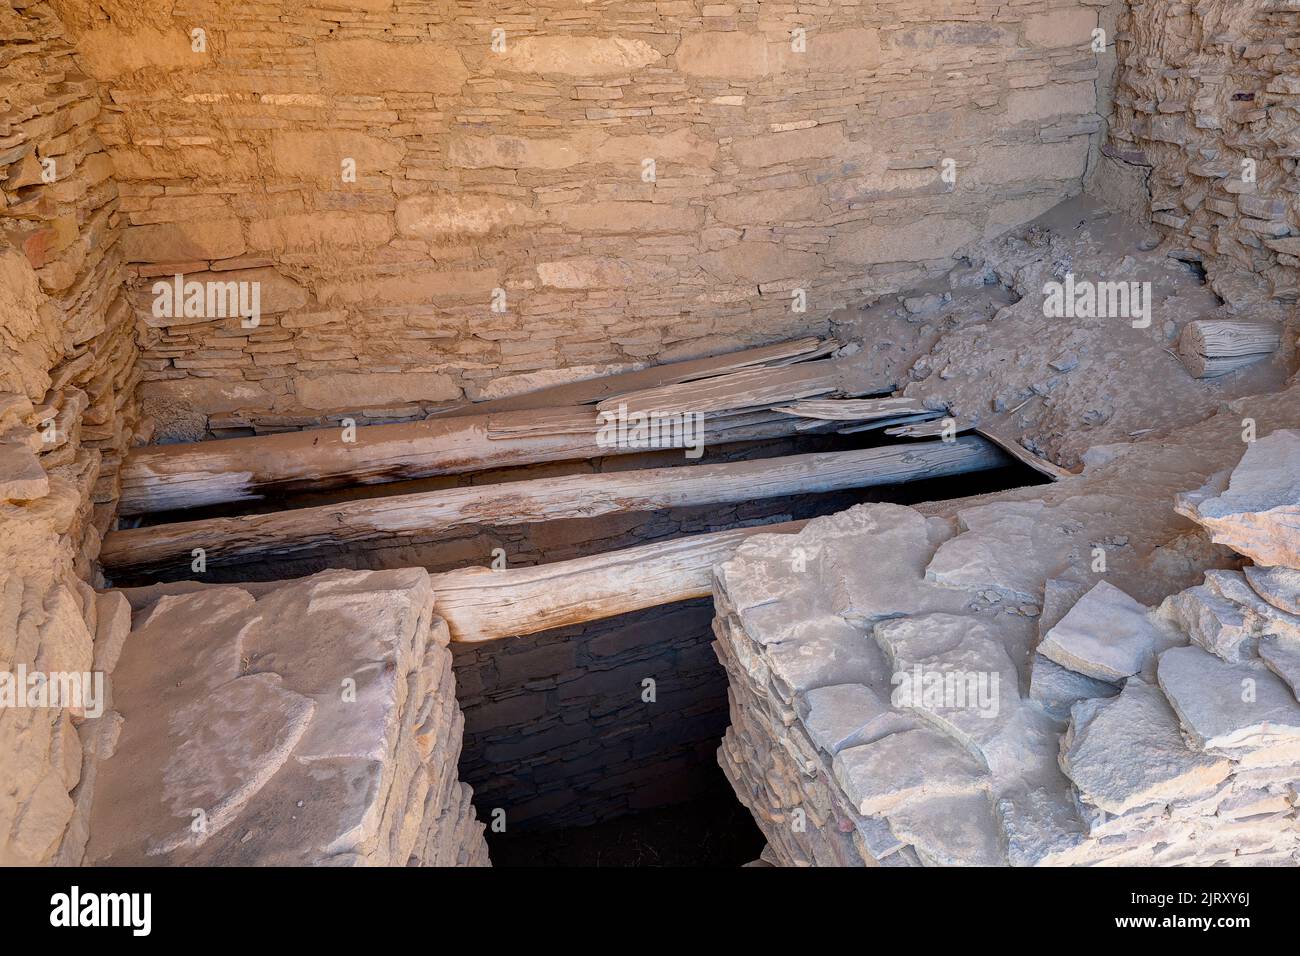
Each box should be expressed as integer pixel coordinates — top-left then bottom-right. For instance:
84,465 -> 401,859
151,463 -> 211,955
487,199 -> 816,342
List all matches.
1107,0 -> 1300,311
52,0 -> 1115,434
1,0 -> 141,864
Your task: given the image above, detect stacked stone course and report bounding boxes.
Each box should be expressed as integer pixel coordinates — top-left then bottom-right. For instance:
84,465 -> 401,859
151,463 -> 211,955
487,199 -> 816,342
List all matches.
47,0 -> 1118,434
0,0 -> 141,865
714,428 -> 1300,866
1109,0 -> 1300,312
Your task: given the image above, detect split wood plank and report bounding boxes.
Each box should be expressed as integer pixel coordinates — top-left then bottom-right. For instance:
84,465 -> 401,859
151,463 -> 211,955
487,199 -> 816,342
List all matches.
596,356 -> 888,417
972,426 -> 1073,480
102,437 -> 1010,574
775,397 -> 933,421
436,337 -> 831,416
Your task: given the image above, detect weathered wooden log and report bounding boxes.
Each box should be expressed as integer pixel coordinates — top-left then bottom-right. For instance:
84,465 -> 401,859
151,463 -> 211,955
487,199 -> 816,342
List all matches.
116,404 -> 835,516
101,437 -> 1010,575
429,520 -> 807,642
1177,319 -> 1281,378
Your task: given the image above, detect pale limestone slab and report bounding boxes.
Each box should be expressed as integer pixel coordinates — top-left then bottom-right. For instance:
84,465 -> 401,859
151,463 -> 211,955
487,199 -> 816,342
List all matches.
820,503 -> 971,626
924,500 -> 1074,604
1028,652 -> 1118,722
1038,580 -> 1179,681
873,612 -> 1020,756
1157,583 -> 1259,663
886,791 -> 1008,866
1259,636 -> 1300,699
1060,678 -> 1231,815
995,784 -> 1087,867
1157,644 -> 1300,751
1246,565 -> 1300,616
1174,429 -> 1300,569
832,726 -> 988,817
797,683 -> 918,755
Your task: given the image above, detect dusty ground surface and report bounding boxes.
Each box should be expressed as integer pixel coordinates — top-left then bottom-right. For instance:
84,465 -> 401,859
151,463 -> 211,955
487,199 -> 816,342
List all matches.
834,194 -> 1295,471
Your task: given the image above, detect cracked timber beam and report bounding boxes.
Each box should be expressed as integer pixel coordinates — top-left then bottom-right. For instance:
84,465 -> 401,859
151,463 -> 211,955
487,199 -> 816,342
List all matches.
102,436 -> 1010,576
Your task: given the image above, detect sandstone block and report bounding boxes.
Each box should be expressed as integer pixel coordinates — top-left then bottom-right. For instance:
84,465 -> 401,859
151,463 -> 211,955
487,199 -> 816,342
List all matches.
536,256 -> 677,289
1038,581 -> 1179,681
120,221 -> 246,263
294,372 -> 461,410
1005,82 -> 1096,123
317,39 -> 468,94
248,212 -> 393,252
1174,430 -> 1300,569
832,215 -> 979,266
396,194 -> 536,240
730,124 -> 845,168
1022,9 -> 1097,48
0,440 -> 49,501
1157,645 -> 1300,752
496,36 -> 662,76
270,130 -> 403,181
1060,678 -> 1230,815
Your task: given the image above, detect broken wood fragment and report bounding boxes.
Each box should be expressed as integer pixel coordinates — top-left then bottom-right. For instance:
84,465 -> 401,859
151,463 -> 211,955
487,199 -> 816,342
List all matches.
775,397 -> 933,421
441,337 -> 832,416
973,426 -> 1073,480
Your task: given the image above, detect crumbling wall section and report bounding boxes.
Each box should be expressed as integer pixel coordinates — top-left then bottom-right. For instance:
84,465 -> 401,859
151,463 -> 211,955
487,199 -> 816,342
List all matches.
55,0 -> 1115,434
0,0 -> 140,865
1107,0 -> 1300,309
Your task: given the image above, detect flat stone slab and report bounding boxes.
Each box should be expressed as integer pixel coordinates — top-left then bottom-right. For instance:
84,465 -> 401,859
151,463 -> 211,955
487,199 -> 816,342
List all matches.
1204,569 -> 1300,642
1157,644 -> 1300,751
797,683 -> 918,756
83,569 -> 486,866
819,503 -> 971,627
924,501 -> 1073,603
1246,565 -> 1300,616
1038,580 -> 1180,681
832,726 -> 989,817
0,440 -> 48,502
885,791 -> 1007,866
1060,678 -> 1231,815
996,784 -> 1088,867
1029,653 -> 1119,722
1258,636 -> 1300,699
1158,583 -> 1259,663
1174,429 -> 1300,569
873,612 -> 1020,757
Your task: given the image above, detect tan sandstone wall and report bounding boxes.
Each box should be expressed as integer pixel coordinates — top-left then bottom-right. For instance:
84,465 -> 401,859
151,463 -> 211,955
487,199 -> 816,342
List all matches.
54,0 -> 1115,435
1107,0 -> 1300,311
0,0 -> 141,864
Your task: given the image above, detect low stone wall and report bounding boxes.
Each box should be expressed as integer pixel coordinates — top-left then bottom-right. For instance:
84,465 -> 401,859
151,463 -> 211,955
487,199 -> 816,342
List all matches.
712,421 -> 1300,866
1108,0 -> 1300,311
81,569 -> 490,866
49,0 -> 1115,433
